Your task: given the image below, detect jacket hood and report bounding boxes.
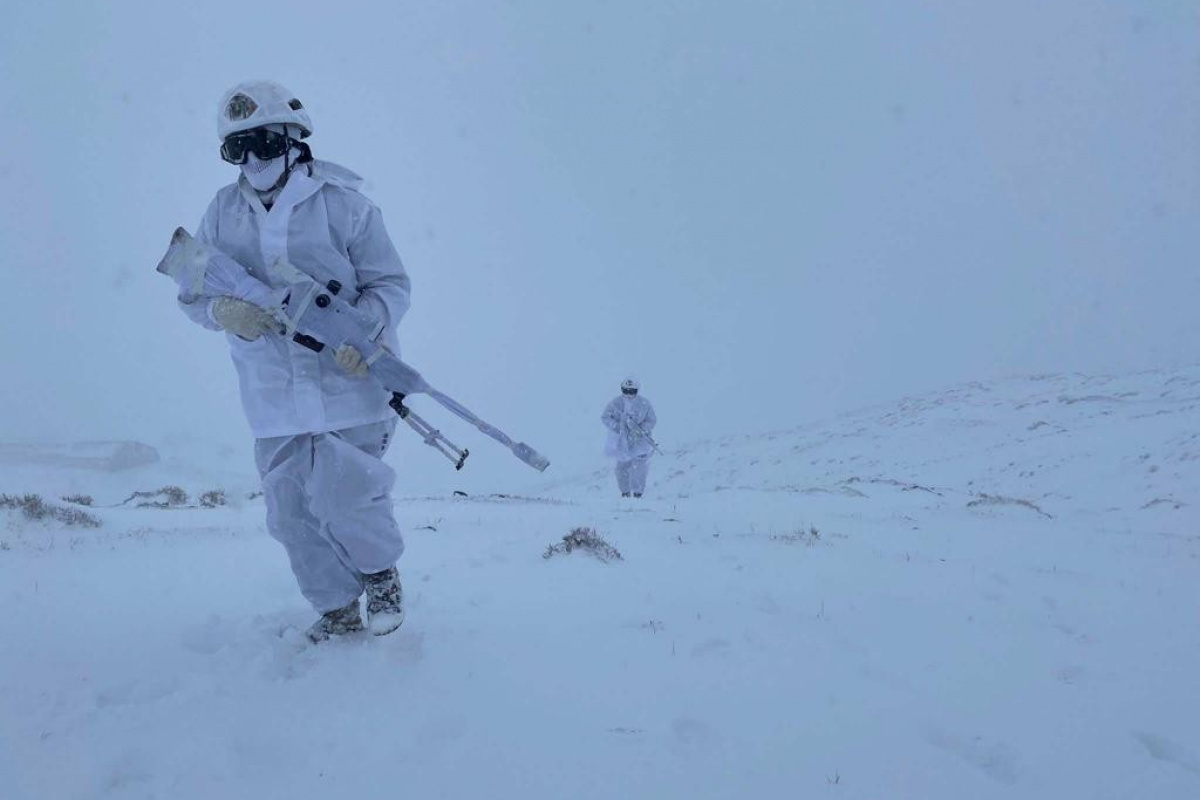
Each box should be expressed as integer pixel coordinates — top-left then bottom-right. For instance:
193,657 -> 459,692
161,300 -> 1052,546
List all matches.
309,159 -> 365,191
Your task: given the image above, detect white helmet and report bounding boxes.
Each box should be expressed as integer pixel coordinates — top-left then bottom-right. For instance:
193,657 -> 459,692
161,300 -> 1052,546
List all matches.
621,378 -> 640,392
217,80 -> 313,142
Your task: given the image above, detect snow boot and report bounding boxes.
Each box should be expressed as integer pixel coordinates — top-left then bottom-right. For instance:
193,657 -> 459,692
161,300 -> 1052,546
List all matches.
633,493 -> 643,498
364,566 -> 405,636
307,600 -> 364,643
621,492 -> 631,498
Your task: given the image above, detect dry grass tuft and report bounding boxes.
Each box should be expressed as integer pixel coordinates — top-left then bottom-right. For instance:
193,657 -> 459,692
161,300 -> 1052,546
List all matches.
1,494 -> 102,528
120,486 -> 190,509
543,527 -> 623,563
770,526 -> 822,546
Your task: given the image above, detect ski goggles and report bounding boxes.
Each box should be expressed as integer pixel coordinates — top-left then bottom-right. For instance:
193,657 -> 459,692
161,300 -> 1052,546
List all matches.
220,127 -> 292,165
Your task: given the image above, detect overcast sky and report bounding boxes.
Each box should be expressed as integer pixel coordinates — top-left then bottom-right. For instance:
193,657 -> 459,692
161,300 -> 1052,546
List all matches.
1,0 -> 1196,494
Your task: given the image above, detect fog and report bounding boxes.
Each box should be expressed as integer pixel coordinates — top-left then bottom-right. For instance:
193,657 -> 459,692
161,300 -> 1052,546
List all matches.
1,0 -> 1196,494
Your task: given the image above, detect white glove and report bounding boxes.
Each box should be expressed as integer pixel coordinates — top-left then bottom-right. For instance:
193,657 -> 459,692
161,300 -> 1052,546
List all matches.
334,344 -> 369,378
210,296 -> 279,341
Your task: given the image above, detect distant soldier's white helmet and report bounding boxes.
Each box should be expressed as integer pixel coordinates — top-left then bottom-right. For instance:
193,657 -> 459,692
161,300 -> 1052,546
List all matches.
621,378 -> 640,392
217,80 -> 313,142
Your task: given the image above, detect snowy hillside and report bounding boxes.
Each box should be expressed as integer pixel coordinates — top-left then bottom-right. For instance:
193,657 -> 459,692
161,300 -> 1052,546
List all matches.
560,367 -> 1200,517
3,368 -> 1199,800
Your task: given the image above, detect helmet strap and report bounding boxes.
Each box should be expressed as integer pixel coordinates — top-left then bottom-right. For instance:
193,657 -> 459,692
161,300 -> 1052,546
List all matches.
261,149 -> 292,195
252,136 -> 313,204
264,141 -> 311,193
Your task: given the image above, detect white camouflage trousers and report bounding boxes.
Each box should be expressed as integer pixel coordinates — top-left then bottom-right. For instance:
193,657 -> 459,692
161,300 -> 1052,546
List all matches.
615,455 -> 651,495
255,418 -> 403,614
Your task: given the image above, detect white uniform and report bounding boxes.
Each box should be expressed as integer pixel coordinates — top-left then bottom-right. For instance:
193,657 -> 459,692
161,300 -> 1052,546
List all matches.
255,419 -> 401,613
179,161 -> 409,612
180,160 -> 410,438
601,394 -> 657,495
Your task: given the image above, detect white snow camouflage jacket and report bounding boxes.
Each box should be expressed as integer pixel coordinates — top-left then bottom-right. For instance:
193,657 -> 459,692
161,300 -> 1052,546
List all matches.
179,160 -> 411,438
601,395 -> 657,460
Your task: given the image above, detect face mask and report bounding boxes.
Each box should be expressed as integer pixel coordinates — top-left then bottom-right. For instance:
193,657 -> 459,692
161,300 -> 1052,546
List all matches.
241,152 -> 288,191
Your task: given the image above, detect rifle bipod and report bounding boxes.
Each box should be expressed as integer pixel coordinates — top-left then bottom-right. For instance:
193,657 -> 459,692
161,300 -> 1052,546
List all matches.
390,392 -> 469,470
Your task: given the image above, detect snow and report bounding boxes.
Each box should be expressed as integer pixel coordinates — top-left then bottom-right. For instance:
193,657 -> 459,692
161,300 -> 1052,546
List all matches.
2,367 -> 1199,799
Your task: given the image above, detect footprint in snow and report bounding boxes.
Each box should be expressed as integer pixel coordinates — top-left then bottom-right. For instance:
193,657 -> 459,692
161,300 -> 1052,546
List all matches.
101,750 -> 154,793
93,676 -> 181,709
179,614 -> 230,655
1134,732 -> 1200,777
1054,665 -> 1086,685
924,727 -> 1019,785
416,711 -> 468,751
381,628 -> 425,666
672,715 -> 715,746
690,638 -> 731,657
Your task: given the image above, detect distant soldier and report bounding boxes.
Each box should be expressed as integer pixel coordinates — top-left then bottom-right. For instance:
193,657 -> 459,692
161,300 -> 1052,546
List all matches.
601,378 -> 658,498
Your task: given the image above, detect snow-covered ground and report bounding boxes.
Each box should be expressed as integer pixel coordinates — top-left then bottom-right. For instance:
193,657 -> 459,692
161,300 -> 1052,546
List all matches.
3,367 -> 1198,799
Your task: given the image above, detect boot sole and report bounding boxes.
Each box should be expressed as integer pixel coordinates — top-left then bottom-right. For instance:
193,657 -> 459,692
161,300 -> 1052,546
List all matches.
306,622 -> 365,644
368,610 -> 405,636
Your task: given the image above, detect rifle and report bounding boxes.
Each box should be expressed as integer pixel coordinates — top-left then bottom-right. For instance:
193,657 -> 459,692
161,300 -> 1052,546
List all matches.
624,415 -> 663,456
157,228 -> 549,473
